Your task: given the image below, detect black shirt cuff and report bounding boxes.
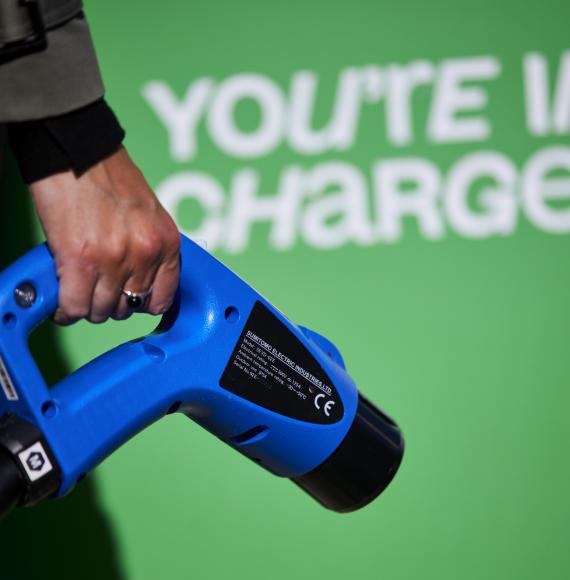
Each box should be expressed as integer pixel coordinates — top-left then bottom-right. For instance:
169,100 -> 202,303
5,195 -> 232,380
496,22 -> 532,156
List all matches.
7,99 -> 125,184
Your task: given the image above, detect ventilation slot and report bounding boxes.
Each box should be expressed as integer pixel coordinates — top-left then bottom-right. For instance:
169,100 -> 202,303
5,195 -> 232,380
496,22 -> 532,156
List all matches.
230,425 -> 269,446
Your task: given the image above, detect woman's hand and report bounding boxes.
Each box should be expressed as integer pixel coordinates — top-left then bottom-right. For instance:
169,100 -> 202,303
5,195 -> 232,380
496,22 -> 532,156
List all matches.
30,147 -> 180,325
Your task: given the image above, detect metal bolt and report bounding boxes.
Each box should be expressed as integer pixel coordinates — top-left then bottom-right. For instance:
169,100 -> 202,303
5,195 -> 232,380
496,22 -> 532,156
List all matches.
14,283 -> 37,308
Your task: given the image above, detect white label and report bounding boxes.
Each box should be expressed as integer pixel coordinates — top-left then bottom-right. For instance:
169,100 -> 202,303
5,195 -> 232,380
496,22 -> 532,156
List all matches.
18,442 -> 53,482
0,355 -> 18,401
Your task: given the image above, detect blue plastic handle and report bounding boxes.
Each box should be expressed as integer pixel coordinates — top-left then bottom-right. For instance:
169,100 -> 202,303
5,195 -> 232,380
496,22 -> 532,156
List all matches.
0,235 -> 359,495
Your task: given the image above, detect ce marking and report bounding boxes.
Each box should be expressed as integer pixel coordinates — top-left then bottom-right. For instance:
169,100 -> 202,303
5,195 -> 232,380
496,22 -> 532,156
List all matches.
314,393 -> 335,417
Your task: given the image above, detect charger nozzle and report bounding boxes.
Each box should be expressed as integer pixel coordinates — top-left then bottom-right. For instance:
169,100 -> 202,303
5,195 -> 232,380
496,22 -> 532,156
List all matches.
293,394 -> 404,512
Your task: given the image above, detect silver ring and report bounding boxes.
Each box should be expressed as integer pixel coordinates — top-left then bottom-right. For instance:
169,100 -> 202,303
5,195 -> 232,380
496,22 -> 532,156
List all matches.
121,288 -> 152,309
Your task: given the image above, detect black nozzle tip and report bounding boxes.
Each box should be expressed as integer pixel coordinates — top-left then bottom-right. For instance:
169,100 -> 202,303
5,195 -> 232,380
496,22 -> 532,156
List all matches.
0,450 -> 24,519
292,394 -> 404,513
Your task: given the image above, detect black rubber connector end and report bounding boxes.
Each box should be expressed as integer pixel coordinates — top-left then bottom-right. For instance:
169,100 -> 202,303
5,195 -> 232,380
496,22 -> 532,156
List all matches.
0,450 -> 24,519
292,394 -> 404,513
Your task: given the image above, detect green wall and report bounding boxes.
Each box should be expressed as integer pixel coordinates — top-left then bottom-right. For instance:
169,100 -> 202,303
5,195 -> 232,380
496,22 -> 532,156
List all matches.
2,1 -> 570,578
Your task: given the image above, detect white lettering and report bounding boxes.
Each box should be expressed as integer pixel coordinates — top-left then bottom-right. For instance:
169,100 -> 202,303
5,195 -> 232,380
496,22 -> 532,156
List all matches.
385,61 -> 434,146
142,80 -> 213,161
157,172 -> 225,248
208,74 -> 285,157
374,158 -> 443,242
445,152 -> 517,238
524,51 -> 570,136
428,57 -> 500,143
522,146 -> 570,233
301,161 -> 374,249
224,168 -> 304,253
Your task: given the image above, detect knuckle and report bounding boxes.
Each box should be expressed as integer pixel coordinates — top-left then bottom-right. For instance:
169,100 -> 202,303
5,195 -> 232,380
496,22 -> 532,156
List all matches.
167,226 -> 181,250
60,259 -> 94,280
76,236 -> 128,266
133,231 -> 162,262
104,238 -> 128,264
76,238 -> 99,264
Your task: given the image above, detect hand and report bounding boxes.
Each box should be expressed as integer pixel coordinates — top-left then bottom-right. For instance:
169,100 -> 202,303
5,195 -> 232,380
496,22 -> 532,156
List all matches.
30,148 -> 180,325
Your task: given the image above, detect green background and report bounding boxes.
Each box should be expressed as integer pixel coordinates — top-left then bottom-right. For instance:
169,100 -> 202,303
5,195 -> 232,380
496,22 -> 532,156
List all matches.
2,1 -> 570,578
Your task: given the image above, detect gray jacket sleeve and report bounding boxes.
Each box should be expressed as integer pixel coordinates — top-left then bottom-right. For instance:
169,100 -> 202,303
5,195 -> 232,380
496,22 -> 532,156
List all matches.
0,1 -> 104,122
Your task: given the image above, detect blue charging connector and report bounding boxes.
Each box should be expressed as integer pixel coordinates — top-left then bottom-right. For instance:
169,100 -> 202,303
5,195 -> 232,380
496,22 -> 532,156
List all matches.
0,234 -> 403,515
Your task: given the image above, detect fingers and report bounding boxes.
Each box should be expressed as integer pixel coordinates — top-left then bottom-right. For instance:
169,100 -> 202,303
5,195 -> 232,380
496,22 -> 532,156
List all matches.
32,148 -> 182,327
112,256 -> 161,321
55,234 -> 161,325
54,263 -> 97,326
115,231 -> 180,320
91,277 -> 125,323
55,233 -> 179,326
146,224 -> 181,316
93,232 -> 164,323
145,253 -> 180,316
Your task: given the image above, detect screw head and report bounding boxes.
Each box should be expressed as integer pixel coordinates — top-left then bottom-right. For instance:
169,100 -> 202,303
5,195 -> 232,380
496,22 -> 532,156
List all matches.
14,283 -> 37,308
